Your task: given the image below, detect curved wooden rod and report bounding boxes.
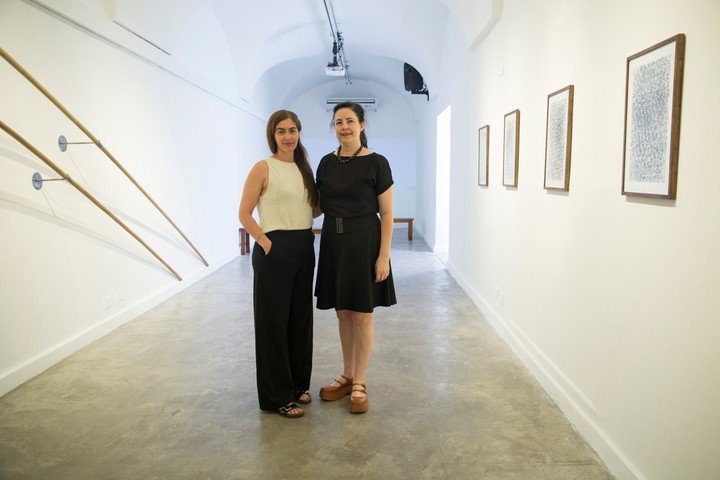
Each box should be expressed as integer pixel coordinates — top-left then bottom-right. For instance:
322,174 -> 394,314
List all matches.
0,46 -> 209,267
0,119 -> 182,281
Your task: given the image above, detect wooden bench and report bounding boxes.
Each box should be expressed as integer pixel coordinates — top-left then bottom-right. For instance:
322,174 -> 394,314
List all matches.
239,228 -> 250,255
394,217 -> 414,241
312,217 -> 414,241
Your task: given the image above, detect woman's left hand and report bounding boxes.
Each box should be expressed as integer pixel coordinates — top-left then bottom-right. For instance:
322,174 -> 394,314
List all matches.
375,256 -> 390,283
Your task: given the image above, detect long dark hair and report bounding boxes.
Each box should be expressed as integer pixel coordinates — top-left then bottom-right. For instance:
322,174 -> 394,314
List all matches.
266,110 -> 318,207
333,102 -> 368,148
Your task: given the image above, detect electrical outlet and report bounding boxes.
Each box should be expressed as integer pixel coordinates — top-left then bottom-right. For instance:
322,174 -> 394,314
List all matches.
495,287 -> 500,300
103,296 -> 112,309
499,291 -> 504,306
115,290 -> 124,304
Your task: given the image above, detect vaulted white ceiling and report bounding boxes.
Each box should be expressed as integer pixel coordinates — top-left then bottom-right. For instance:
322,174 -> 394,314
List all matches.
107,0 -> 501,104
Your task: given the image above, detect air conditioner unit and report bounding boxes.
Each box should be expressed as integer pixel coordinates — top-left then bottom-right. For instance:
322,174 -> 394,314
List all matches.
324,98 -> 377,111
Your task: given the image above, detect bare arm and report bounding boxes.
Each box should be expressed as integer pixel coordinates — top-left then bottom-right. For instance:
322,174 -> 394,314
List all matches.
238,161 -> 272,254
375,186 -> 393,282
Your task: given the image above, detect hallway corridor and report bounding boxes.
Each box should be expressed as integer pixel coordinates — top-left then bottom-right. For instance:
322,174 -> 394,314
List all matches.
0,233 -> 614,479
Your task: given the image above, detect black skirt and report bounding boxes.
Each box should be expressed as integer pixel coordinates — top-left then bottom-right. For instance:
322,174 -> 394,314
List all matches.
315,214 -> 397,313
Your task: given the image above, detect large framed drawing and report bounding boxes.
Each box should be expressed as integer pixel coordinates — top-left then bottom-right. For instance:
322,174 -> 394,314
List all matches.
544,85 -> 574,191
503,110 -> 520,187
478,125 -> 489,186
622,34 -> 685,199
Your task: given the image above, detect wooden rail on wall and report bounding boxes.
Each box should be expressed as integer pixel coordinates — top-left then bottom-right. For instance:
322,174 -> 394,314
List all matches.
0,120 -> 183,281
0,46 -> 208,267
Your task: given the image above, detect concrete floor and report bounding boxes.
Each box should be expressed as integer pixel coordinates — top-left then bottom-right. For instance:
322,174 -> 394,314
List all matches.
0,232 -> 615,480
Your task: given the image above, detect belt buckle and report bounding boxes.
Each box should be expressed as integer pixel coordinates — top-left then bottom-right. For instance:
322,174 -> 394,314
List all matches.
336,217 -> 344,234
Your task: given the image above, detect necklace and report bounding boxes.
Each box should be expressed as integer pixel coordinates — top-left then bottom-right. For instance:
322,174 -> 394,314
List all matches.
337,145 -> 363,163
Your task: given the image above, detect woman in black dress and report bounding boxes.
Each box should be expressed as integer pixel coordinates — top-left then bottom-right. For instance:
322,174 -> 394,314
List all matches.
315,102 -> 397,414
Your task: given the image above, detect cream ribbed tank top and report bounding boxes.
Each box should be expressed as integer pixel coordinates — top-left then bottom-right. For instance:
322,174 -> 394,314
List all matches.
257,157 -> 313,233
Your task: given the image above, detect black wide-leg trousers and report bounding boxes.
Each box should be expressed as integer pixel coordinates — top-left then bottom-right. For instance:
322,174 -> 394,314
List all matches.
251,229 -> 315,411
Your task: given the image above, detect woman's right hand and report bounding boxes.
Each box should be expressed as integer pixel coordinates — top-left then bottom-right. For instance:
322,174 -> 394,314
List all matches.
258,236 -> 272,255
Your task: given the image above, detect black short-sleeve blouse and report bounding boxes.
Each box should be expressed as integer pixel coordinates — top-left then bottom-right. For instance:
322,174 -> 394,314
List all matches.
316,152 -> 394,218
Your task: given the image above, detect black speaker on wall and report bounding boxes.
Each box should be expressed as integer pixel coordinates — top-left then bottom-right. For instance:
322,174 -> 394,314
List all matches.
403,63 -> 423,90
403,63 -> 429,100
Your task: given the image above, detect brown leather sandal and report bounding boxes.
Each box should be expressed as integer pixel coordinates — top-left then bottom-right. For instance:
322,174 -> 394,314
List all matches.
319,374 -> 353,401
348,383 -> 368,414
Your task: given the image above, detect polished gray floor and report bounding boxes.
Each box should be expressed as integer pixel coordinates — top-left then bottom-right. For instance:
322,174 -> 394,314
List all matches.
0,232 -> 614,479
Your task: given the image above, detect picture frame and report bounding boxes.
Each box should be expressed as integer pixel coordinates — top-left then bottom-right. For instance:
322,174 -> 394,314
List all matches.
478,125 -> 489,186
544,85 -> 574,191
622,34 -> 685,199
503,109 -> 520,187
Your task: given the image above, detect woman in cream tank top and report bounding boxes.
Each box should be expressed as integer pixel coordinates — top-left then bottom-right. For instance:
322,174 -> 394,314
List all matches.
238,110 -> 319,418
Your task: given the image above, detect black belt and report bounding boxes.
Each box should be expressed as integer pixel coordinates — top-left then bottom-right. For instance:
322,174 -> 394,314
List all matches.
322,214 -> 378,234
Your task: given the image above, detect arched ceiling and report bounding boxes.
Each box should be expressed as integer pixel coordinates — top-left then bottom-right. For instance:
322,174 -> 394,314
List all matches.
257,54 -> 420,110
109,0 -> 500,105
205,0 -> 452,101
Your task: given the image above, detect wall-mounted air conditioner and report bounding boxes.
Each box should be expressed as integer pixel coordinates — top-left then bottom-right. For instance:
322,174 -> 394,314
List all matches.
324,98 -> 377,111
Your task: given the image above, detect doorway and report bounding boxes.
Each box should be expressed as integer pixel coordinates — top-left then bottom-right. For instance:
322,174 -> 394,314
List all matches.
435,105 -> 451,264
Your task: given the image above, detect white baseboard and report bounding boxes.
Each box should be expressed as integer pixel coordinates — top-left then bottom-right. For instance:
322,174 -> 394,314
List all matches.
433,245 -> 448,266
446,262 -> 646,480
0,250 -> 239,397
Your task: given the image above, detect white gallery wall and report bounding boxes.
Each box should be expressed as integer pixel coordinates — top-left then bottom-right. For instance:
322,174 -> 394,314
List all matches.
0,1 -> 269,396
415,0 -> 720,479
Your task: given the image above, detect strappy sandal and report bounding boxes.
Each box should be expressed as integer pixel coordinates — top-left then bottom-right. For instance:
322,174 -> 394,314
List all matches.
319,374 -> 353,401
278,402 -> 304,418
348,383 -> 368,414
293,390 -> 311,405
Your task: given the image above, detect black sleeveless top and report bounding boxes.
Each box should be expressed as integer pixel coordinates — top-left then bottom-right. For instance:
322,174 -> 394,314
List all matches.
316,152 -> 394,218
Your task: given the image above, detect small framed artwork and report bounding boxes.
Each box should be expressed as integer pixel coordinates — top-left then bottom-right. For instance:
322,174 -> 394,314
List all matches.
622,34 -> 685,199
503,109 -> 520,187
544,85 -> 574,191
478,125 -> 489,186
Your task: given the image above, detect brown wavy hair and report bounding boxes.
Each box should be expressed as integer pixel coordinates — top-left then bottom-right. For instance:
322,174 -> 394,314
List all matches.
266,110 -> 318,207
